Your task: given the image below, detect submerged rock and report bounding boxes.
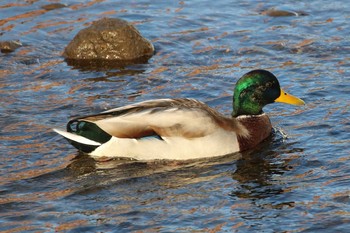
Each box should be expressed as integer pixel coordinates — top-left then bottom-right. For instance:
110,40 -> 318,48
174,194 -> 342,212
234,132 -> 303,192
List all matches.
0,40 -> 22,53
63,18 -> 154,67
261,8 -> 308,17
41,3 -> 67,11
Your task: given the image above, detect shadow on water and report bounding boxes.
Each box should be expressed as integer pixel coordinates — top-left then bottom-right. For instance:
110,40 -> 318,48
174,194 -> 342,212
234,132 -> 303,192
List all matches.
66,150 -> 241,182
10,151 -> 240,202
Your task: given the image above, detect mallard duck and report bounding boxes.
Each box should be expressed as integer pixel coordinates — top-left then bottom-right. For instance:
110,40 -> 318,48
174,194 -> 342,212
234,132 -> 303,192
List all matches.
54,69 -> 304,161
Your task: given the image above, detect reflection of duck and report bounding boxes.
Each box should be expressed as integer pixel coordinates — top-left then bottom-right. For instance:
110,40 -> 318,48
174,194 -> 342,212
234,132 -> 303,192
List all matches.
230,134 -> 303,207
54,69 -> 304,161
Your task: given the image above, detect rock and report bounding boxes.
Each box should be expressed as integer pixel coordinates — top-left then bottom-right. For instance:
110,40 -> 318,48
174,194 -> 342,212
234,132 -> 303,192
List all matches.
261,8 -> 308,17
41,3 -> 67,11
0,40 -> 22,53
63,18 -> 154,65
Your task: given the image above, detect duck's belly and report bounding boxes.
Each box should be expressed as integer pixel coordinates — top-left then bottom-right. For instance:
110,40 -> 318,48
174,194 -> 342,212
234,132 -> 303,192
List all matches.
89,131 -> 239,161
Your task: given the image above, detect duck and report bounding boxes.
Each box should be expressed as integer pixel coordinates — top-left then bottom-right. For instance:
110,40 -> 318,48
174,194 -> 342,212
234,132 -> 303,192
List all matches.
54,69 -> 305,161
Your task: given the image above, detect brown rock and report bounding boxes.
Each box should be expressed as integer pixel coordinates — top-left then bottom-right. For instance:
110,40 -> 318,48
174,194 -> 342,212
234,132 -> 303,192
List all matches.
63,18 -> 154,63
41,3 -> 67,11
0,40 -> 22,53
261,8 -> 308,17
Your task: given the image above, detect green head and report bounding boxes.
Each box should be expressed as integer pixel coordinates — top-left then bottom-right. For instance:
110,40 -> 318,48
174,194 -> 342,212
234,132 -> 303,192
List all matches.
232,69 -> 305,117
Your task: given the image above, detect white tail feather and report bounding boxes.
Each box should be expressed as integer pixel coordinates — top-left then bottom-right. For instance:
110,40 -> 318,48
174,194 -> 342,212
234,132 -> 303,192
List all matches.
53,128 -> 102,146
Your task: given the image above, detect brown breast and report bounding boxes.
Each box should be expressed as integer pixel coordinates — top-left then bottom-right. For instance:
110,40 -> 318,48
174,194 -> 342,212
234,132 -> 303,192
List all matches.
236,114 -> 272,151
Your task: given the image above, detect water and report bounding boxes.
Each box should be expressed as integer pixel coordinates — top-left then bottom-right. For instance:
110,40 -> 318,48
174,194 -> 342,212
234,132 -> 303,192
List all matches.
1,0 -> 350,232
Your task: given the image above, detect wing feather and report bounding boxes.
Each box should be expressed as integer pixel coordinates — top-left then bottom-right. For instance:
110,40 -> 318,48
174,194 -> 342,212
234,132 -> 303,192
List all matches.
70,98 -> 243,139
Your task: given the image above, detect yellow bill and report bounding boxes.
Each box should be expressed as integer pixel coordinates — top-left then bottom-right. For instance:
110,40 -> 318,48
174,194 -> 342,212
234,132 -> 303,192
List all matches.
275,88 -> 305,106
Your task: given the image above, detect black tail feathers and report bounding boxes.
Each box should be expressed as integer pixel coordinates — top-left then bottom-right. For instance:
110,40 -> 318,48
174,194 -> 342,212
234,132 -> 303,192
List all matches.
65,119 -> 112,153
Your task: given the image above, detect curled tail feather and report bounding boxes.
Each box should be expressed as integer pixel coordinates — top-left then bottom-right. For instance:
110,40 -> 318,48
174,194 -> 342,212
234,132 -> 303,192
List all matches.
53,122 -> 110,153
67,119 -> 111,144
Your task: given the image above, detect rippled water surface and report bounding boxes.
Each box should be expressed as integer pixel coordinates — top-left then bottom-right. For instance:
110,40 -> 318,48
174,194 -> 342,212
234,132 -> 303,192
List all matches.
1,0 -> 350,232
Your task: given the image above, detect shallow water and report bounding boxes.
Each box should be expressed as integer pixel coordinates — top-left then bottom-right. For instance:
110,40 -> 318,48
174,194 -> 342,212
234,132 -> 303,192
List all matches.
1,0 -> 350,232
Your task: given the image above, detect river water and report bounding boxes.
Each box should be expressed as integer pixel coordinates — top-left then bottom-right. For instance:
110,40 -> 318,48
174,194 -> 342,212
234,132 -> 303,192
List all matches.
1,0 -> 350,232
